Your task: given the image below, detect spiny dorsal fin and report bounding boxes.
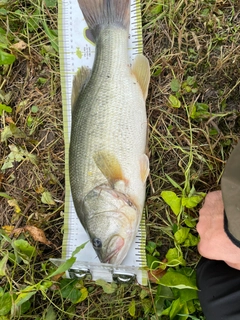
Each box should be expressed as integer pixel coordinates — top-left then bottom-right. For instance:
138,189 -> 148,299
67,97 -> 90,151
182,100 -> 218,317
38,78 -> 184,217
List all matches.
71,67 -> 91,111
78,0 -> 130,40
93,150 -> 127,185
131,54 -> 150,100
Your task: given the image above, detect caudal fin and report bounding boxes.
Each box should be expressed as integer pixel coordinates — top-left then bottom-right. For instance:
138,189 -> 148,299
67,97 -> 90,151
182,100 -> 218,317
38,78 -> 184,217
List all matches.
78,0 -> 130,38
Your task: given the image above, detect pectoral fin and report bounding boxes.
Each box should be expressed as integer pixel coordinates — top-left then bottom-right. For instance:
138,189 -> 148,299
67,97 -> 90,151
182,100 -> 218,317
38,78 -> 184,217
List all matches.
93,151 -> 127,185
131,54 -> 150,100
139,154 -> 149,183
71,67 -> 92,111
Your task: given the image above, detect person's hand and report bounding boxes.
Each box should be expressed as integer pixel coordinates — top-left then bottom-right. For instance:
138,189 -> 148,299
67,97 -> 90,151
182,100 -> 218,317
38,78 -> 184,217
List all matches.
196,190 -> 240,270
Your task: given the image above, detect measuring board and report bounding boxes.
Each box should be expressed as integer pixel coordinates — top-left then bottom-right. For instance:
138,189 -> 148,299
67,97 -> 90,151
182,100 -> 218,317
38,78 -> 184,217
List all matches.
53,0 -> 148,285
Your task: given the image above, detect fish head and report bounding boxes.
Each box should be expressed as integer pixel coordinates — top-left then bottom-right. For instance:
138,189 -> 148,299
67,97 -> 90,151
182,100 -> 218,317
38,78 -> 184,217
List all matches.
82,185 -> 140,265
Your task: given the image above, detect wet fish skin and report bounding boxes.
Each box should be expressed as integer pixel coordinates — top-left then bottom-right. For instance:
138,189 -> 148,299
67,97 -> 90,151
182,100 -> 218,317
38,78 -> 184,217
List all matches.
69,0 -> 150,264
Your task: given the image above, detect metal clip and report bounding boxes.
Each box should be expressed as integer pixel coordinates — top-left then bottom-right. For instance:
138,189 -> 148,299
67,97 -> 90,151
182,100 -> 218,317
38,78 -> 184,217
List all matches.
69,268 -> 92,280
112,272 -> 136,284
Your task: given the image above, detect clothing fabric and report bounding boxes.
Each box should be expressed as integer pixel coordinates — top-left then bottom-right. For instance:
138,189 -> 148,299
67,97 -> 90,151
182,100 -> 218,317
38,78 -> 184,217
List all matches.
221,141 -> 240,244
197,258 -> 240,320
197,141 -> 240,319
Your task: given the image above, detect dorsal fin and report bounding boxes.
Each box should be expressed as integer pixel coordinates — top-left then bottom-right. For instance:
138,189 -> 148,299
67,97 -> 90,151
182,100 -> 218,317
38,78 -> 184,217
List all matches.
131,54 -> 150,100
71,67 -> 91,111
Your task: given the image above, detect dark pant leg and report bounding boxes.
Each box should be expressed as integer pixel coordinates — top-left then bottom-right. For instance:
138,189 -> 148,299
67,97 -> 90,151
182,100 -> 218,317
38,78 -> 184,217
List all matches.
197,257 -> 240,320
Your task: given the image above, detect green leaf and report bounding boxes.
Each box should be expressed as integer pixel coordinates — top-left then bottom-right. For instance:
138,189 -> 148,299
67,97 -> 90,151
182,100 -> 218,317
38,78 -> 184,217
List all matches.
128,299 -> 135,317
0,291 -> 12,316
0,104 -> 12,116
76,287 -> 88,303
165,248 -> 186,267
183,233 -> 199,247
15,289 -> 36,307
178,287 -> 198,302
184,218 -> 196,228
49,256 -> 76,278
44,0 -> 57,7
0,192 -> 12,200
41,191 -> 56,205
161,191 -> 181,215
165,174 -> 183,191
182,193 -> 205,208
20,300 -> 31,315
0,50 -> 15,65
170,298 -> 184,319
0,252 -> 8,276
31,105 -> 39,113
174,228 -> 190,244
159,270 -> 198,290
59,279 -> 81,304
170,78 -> 181,92
146,241 -> 157,254
71,242 -> 88,257
169,95 -> 181,108
147,254 -> 160,269
45,305 -> 56,320
13,239 -> 36,262
95,279 -> 117,294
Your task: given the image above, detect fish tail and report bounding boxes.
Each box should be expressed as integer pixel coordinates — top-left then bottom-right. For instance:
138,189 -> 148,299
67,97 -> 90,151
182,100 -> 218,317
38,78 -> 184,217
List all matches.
78,0 -> 130,38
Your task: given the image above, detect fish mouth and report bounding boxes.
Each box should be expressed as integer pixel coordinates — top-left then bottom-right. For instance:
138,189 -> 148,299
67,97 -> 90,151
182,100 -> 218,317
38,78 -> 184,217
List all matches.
103,236 -> 125,264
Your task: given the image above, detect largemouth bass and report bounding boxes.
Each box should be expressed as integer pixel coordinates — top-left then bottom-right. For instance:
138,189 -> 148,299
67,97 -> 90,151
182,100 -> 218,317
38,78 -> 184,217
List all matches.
69,0 -> 150,265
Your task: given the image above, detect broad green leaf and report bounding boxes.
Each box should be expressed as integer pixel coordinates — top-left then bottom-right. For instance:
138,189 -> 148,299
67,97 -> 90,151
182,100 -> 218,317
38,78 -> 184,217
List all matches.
178,288 -> 198,302
128,299 -> 135,317
182,193 -> 205,209
169,298 -> 184,319
146,241 -> 157,254
95,279 -> 117,294
0,291 -> 11,315
0,50 -> 15,65
20,300 -> 31,315
0,252 -> 8,276
1,145 -> 37,171
183,233 -> 199,247
44,0 -> 57,7
169,95 -> 181,108
170,78 -> 181,92
174,228 -> 190,244
15,289 -> 36,307
75,287 -> 88,303
0,103 -> 12,116
147,254 -> 160,269
41,191 -> 55,205
13,239 -> 36,261
161,191 -> 181,215
165,248 -> 186,267
159,270 -> 198,290
45,305 -> 56,320
49,256 -> 76,278
184,218 -> 196,228
1,126 -> 12,142
31,105 -> 39,113
59,279 -> 81,304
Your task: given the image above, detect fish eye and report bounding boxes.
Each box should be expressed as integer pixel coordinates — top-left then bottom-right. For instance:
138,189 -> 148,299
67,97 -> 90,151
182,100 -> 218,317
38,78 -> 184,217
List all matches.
92,238 -> 102,249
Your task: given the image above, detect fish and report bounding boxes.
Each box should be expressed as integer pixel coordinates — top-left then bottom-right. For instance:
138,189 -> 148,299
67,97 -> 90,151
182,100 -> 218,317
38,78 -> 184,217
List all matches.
69,0 -> 150,265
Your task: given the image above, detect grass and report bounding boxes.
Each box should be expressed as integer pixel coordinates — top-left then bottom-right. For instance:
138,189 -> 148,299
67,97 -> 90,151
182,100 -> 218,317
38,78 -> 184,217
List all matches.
0,0 -> 240,319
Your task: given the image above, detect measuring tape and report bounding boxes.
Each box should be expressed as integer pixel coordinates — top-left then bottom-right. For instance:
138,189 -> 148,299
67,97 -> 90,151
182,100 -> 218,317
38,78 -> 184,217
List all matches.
54,0 -> 147,285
